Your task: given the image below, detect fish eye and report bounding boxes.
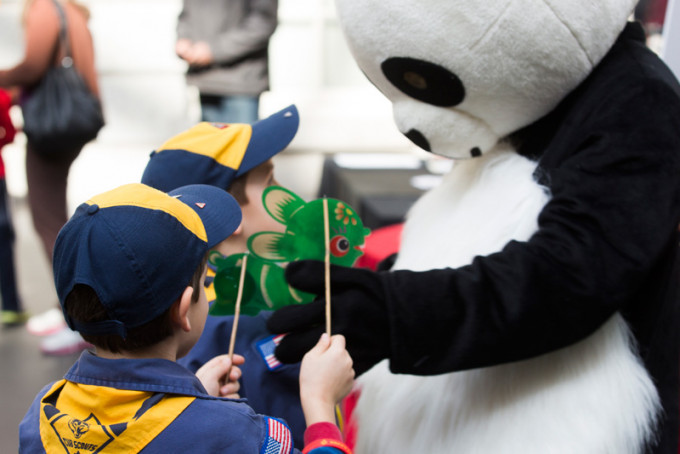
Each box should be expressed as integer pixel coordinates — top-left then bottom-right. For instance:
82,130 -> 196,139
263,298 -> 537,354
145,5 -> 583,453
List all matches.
330,236 -> 350,257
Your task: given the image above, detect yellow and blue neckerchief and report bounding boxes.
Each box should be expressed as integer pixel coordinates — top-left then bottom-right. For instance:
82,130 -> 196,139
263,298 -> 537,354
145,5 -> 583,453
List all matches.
39,380 -> 193,453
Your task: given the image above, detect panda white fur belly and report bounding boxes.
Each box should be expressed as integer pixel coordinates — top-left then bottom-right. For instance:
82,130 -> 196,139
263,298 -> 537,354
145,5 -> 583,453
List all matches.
353,145 -> 661,453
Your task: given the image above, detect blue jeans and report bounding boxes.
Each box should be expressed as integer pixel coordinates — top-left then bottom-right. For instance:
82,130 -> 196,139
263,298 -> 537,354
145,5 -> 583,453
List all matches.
0,178 -> 21,312
200,94 -> 260,124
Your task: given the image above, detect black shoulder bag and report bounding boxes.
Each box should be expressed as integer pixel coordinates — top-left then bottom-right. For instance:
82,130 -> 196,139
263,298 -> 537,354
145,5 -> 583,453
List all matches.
21,0 -> 104,155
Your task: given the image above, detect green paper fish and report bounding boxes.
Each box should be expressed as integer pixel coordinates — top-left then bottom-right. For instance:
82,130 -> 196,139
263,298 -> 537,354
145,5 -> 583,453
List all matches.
207,252 -> 311,316
249,186 -> 371,266
208,186 -> 371,316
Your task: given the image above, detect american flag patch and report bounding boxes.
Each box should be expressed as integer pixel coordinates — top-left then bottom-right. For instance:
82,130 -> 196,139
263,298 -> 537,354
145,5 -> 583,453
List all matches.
256,334 -> 285,371
262,417 -> 293,454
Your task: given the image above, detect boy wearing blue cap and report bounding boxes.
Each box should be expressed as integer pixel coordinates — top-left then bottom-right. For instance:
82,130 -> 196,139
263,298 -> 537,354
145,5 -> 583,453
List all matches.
18,183 -> 354,453
141,105 -> 311,445
142,105 -> 298,259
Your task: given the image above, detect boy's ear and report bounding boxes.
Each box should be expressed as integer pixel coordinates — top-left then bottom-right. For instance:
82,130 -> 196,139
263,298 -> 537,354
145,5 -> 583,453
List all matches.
171,286 -> 195,332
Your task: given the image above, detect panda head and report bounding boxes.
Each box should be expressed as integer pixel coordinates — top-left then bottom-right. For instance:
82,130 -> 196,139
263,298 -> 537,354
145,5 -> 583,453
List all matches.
336,0 -> 637,159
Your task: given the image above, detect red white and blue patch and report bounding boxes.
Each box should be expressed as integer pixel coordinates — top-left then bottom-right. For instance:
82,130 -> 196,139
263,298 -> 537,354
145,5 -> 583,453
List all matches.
257,334 -> 285,371
261,417 -> 293,454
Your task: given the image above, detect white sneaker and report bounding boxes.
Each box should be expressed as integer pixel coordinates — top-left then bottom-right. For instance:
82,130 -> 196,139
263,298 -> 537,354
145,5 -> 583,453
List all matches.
40,327 -> 92,356
26,308 -> 66,336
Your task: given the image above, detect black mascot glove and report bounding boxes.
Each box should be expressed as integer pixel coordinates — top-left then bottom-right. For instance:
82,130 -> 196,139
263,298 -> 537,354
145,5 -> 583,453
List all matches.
266,260 -> 390,376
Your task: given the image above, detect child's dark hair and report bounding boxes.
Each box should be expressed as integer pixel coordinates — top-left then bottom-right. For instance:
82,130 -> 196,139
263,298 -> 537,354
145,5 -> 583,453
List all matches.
64,255 -> 208,353
228,173 -> 248,205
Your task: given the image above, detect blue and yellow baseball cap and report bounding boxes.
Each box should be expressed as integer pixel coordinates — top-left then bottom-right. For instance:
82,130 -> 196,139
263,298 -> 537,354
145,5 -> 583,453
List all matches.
53,183 -> 242,338
141,105 -> 299,192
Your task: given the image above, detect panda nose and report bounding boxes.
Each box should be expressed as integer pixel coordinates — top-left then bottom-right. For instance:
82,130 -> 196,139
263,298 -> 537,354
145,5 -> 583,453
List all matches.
381,57 -> 465,107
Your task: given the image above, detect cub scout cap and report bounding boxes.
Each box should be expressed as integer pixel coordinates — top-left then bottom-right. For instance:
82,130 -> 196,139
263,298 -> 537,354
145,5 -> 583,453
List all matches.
141,105 -> 299,192
53,183 -> 241,338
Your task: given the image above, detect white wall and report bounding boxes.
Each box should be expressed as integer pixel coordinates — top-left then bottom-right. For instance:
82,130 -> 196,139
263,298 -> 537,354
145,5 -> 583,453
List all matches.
4,0 -> 679,153
662,0 -> 679,78
0,0 -> 411,151
0,0 -> 415,202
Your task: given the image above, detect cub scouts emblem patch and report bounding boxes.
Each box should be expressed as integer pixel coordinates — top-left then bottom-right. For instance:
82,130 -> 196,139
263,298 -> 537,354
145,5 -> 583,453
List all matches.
48,411 -> 114,453
68,417 -> 90,438
257,334 -> 285,371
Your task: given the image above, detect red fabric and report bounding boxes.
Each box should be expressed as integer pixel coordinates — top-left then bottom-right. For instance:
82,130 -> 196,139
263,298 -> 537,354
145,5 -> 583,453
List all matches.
303,438 -> 352,454
340,389 -> 361,451
646,0 -> 668,25
0,89 -> 16,179
304,422 -> 344,446
355,223 -> 404,270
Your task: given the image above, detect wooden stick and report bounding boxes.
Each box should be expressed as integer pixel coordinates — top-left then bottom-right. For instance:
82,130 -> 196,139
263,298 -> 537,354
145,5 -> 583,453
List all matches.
323,199 -> 342,422
228,253 -> 248,362
323,197 -> 331,336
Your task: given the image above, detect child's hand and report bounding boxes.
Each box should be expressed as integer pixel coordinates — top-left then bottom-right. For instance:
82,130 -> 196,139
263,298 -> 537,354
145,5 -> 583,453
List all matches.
195,354 -> 245,398
299,334 -> 355,425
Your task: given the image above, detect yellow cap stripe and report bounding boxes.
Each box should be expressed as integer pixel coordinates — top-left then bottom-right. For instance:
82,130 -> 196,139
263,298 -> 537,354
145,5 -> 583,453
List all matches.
155,123 -> 252,170
86,183 -> 207,243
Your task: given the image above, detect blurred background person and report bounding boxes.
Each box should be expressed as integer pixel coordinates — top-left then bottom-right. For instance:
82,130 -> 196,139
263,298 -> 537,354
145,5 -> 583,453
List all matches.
0,87 -> 28,327
0,0 -> 99,354
636,0 -> 669,34
635,0 -> 669,53
175,0 -> 278,124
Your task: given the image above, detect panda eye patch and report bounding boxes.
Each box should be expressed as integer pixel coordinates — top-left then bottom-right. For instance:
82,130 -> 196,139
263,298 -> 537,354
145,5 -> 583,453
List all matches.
404,71 -> 428,90
381,57 -> 465,107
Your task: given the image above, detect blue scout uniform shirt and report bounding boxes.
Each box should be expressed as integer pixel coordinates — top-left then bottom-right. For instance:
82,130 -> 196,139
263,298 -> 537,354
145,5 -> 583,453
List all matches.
179,311 -> 306,448
18,350 -> 334,453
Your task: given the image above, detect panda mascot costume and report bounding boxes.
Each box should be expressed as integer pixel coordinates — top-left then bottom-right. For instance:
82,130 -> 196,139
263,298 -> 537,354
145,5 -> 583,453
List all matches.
268,1 -> 680,452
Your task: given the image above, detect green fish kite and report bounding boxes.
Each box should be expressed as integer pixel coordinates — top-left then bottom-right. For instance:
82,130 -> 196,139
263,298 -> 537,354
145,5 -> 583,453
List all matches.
209,186 -> 371,316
